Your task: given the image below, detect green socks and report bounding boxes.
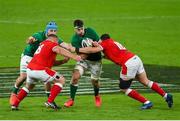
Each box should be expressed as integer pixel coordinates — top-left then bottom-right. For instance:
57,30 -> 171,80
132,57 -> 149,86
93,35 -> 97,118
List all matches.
11,86 -> 19,94
94,86 -> 99,96
70,84 -> 78,100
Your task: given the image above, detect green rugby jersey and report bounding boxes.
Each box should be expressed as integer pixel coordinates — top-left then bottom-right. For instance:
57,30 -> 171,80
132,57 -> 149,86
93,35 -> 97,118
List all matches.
23,31 -> 63,57
71,27 -> 102,61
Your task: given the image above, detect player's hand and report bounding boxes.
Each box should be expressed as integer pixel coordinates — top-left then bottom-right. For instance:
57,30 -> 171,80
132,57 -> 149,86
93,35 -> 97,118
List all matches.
70,46 -> 75,52
92,41 -> 99,47
26,36 -> 37,44
75,55 -> 82,61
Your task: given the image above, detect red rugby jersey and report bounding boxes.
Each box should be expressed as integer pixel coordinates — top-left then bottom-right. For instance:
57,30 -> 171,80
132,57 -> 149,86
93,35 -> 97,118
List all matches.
28,40 -> 58,70
99,39 -> 135,66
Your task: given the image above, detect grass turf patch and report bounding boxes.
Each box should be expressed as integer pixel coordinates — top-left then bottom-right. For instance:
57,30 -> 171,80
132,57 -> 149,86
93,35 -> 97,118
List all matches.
0,93 -> 179,120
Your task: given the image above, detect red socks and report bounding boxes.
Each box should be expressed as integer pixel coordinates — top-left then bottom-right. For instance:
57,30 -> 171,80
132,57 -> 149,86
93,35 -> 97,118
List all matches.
14,87 -> 29,106
48,83 -> 62,103
148,81 -> 166,97
126,89 -> 148,103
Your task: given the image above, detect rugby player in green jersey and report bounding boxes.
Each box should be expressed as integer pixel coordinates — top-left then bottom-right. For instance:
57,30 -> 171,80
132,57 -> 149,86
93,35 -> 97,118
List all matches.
10,21 -> 70,109
64,19 -> 102,107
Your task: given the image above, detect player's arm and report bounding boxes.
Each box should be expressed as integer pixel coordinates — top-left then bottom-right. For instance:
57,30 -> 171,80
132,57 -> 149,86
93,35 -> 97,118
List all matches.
79,46 -> 102,53
59,42 -> 72,50
70,44 -> 103,54
52,46 -> 81,61
54,56 -> 70,66
26,32 -> 42,44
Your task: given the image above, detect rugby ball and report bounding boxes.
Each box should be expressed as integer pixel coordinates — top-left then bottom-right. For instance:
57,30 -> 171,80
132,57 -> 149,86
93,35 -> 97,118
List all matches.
81,38 -> 93,47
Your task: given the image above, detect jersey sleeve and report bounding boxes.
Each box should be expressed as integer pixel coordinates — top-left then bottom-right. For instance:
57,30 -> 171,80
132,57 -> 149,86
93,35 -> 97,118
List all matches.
32,32 -> 42,43
57,37 -> 63,44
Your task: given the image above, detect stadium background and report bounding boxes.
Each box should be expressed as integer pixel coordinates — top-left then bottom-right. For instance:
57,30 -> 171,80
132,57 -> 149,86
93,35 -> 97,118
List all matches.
0,0 -> 180,120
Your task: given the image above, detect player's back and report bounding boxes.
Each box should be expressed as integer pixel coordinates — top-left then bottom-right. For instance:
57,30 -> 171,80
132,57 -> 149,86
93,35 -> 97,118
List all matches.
100,39 -> 134,66
28,40 -> 58,70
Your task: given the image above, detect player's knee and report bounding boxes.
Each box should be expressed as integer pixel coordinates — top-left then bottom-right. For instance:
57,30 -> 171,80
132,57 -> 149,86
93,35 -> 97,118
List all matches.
71,78 -> 79,85
74,66 -> 84,76
119,78 -> 133,90
55,75 -> 65,85
71,70 -> 81,84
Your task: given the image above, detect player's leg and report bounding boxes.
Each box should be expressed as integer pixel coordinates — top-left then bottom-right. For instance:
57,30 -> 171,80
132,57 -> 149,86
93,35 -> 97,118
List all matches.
64,61 -> 86,107
10,73 -> 27,106
120,56 -> 152,109
11,55 -> 32,94
10,55 -> 32,106
119,78 -> 152,109
46,76 -> 65,110
43,82 -> 60,109
43,69 -> 65,110
44,82 -> 51,97
64,69 -> 81,107
11,73 -> 27,94
11,70 -> 35,110
89,60 -> 102,107
136,59 -> 173,108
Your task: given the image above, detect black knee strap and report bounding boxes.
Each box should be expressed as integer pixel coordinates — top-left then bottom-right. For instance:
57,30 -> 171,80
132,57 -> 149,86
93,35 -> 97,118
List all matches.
119,78 -> 133,89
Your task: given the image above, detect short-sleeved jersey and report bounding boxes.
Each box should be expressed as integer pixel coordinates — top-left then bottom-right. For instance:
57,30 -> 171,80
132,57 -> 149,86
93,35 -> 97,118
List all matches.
71,27 -> 102,61
27,40 -> 58,70
23,31 -> 63,57
100,39 -> 135,66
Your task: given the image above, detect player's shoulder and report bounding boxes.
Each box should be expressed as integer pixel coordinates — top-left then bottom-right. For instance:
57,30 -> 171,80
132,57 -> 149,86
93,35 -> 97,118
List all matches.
85,27 -> 96,32
33,31 -> 45,36
32,31 -> 45,39
42,40 -> 57,45
71,34 -> 79,41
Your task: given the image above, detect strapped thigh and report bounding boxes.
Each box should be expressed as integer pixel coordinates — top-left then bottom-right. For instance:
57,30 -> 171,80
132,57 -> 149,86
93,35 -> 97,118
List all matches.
119,78 -> 133,89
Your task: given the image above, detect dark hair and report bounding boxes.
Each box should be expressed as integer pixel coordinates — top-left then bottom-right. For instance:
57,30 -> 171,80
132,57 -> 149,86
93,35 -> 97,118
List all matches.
100,34 -> 110,40
73,19 -> 84,28
47,34 -> 58,39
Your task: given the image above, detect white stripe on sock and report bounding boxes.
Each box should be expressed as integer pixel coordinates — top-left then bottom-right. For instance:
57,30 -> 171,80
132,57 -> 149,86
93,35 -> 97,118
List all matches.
147,81 -> 153,88
14,84 -> 18,89
22,87 -> 29,93
163,93 -> 167,99
125,89 -> 132,95
144,101 -> 150,104
45,91 -> 50,94
70,82 -> 78,86
55,83 -> 63,88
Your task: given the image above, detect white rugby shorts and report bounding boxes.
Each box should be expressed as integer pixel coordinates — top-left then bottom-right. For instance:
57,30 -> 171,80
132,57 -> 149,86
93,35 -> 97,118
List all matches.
26,68 -> 63,84
120,55 -> 145,80
20,54 -> 32,73
74,60 -> 102,80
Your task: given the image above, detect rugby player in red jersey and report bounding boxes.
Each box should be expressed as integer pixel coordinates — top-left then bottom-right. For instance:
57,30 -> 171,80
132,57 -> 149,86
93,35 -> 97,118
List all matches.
71,33 -> 173,110
10,21 -> 71,109
11,34 -> 81,110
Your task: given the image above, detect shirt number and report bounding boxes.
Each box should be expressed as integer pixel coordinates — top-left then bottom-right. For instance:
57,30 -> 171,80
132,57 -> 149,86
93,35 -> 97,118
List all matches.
114,42 -> 126,50
34,44 -> 44,55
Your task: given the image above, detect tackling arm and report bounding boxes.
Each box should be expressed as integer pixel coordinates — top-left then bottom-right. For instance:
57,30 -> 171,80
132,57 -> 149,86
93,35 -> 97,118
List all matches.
59,42 -> 72,50
77,46 -> 103,54
53,46 -> 81,61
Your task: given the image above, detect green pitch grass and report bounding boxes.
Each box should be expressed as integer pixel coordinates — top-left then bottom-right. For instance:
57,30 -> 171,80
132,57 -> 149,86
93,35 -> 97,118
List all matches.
0,93 -> 179,120
0,0 -> 180,67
